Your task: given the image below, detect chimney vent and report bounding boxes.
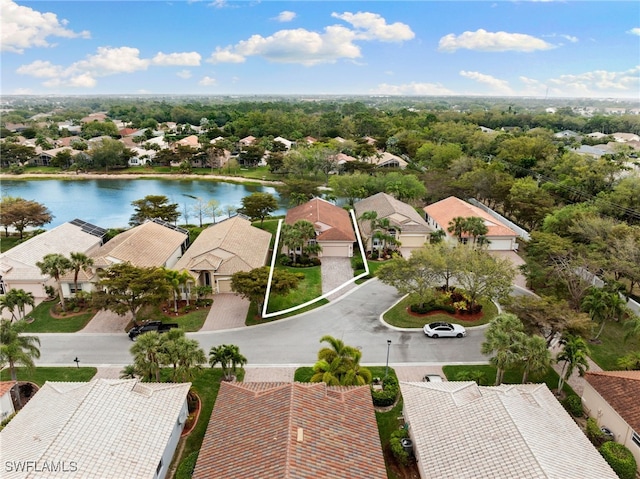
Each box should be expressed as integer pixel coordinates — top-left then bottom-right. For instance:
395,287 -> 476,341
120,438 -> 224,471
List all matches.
296,427 -> 304,442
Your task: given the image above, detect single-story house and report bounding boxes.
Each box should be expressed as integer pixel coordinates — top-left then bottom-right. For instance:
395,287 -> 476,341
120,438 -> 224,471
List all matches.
59,219 -> 189,297
174,135 -> 199,149
239,135 -> 256,147
0,378 -> 191,479
0,381 -> 16,421
582,370 -> 640,472
172,215 -> 271,294
284,198 -> 356,258
0,220 -> 105,299
33,147 -> 85,167
193,382 -> 387,479
366,151 -> 408,169
354,192 -> 433,258
400,381 -> 617,479
423,196 -> 519,251
273,136 -> 293,150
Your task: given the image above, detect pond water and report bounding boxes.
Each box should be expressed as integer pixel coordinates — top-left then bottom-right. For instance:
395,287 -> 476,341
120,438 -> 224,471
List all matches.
0,178 -> 287,229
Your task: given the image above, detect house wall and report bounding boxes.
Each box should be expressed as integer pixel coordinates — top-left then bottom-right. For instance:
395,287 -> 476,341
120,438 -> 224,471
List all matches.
165,247 -> 184,269
154,399 -> 188,479
582,384 -> 640,471
0,391 -> 15,421
61,281 -> 95,298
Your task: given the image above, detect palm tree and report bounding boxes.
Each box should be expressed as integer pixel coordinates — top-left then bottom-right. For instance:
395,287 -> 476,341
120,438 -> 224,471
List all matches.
0,293 -> 18,322
340,349 -> 372,386
165,270 -> 182,313
317,335 -> 358,363
209,344 -> 247,381
11,289 -> 35,321
358,210 -> 379,252
481,313 -> 524,385
177,271 -> 193,306
463,217 -> 489,246
616,351 -> 640,371
447,216 -> 467,242
581,287 -> 610,340
315,335 -> 372,386
520,335 -> 551,383
281,223 -> 305,264
69,252 -> 94,296
161,329 -> 205,382
36,253 -> 72,311
429,229 -> 446,244
0,320 -> 41,407
556,335 -> 590,392
119,364 -> 137,379
624,314 -> 640,342
130,331 -> 163,382
454,370 -> 487,385
311,357 -> 344,386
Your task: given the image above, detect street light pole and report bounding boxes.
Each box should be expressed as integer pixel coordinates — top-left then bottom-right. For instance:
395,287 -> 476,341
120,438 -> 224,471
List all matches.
385,339 -> 391,379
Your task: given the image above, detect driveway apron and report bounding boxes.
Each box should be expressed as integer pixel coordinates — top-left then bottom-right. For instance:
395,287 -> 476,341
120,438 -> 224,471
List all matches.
200,293 -> 250,331
321,257 -> 356,301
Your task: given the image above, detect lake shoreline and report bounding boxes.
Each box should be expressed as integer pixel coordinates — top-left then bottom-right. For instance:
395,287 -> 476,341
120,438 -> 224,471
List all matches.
0,172 -> 284,186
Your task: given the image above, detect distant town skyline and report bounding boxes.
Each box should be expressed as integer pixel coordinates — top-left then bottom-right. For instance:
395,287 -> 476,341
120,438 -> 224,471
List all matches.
1,0 -> 639,99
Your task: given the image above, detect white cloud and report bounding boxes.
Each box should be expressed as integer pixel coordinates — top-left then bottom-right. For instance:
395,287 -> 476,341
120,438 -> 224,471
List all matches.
628,27 -> 640,36
16,60 -> 63,78
208,11 -> 412,66
176,70 -> 192,79
439,29 -> 554,52
199,76 -> 217,86
1,0 -> 90,53
73,46 -> 150,75
275,11 -> 296,22
331,11 -> 414,42
12,88 -> 33,94
460,70 -> 514,94
152,52 -> 201,66
547,66 -> 640,95
370,82 -> 454,96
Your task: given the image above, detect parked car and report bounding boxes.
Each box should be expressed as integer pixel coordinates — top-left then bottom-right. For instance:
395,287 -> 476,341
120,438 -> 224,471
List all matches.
128,321 -> 179,341
423,322 -> 466,338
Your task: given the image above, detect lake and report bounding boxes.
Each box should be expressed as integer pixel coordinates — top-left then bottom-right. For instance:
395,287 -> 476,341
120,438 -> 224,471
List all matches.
0,178 -> 287,229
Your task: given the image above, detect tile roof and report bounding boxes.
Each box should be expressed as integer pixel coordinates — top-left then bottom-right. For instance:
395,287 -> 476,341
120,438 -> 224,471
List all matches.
0,381 -> 16,397
285,198 -> 355,242
86,220 -> 187,269
354,192 -> 433,235
0,222 -> 103,282
193,382 -> 386,479
424,196 -> 517,238
173,216 -> 271,276
0,379 -> 190,479
584,371 -> 640,432
400,381 -> 616,479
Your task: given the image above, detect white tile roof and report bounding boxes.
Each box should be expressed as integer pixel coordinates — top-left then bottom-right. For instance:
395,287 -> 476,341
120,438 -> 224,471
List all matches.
400,381 -> 617,479
0,379 -> 190,479
0,222 -> 103,282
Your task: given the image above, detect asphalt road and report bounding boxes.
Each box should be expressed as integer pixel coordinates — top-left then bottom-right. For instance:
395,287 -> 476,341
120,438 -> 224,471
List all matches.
35,279 -> 491,368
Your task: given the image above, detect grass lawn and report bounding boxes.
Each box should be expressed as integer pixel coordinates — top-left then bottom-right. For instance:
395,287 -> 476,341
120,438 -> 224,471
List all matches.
137,304 -> 210,332
587,319 -> 640,371
0,367 -> 97,385
0,235 -> 24,253
266,266 -> 322,313
354,260 -> 386,284
22,300 -> 95,333
252,218 -> 283,250
442,364 -> 577,397
383,295 -> 498,328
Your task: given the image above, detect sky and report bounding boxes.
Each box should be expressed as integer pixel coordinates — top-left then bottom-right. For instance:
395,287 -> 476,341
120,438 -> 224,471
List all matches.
1,0 -> 639,99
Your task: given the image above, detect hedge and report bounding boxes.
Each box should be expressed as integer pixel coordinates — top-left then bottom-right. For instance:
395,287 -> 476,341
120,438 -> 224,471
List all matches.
599,441 -> 637,479
389,428 -> 410,466
562,395 -> 583,417
176,451 -> 199,479
371,375 -> 399,407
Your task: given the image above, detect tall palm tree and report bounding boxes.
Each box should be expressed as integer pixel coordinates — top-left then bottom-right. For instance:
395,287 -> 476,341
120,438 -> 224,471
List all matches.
520,335 -> 551,383
281,223 -> 305,264
0,293 -> 18,322
624,314 -> 640,342
177,270 -> 193,306
556,335 -> 590,392
165,269 -> 182,313
481,313 -> 524,385
161,329 -> 205,382
0,320 -> 41,407
463,217 -> 489,246
358,210 -> 379,252
581,287 -> 610,340
11,289 -> 35,321
209,344 -> 247,381
130,331 -> 163,382
69,252 -> 94,296
36,253 -> 72,311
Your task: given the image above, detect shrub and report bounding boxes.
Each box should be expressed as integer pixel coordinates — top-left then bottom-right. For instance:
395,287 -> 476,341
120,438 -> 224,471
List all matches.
562,395 -> 584,417
278,254 -> 292,267
0,412 -> 16,431
389,429 -> 410,466
586,417 -> 605,446
371,375 -> 399,407
176,451 -> 199,479
599,442 -> 637,479
351,257 -> 364,271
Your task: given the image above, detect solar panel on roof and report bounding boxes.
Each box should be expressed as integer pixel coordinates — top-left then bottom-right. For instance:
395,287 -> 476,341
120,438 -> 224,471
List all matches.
69,219 -> 107,238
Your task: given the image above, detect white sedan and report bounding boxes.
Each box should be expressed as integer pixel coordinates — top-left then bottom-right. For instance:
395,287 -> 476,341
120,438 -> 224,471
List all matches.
423,322 -> 467,338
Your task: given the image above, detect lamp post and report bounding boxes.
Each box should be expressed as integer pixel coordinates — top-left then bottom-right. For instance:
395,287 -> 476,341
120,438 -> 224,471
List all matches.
385,339 -> 391,379
74,357 -> 80,369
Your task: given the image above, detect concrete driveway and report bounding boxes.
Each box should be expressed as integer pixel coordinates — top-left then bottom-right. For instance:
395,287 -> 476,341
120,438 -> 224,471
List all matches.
200,293 -> 250,331
321,257 -> 356,301
81,309 -> 130,333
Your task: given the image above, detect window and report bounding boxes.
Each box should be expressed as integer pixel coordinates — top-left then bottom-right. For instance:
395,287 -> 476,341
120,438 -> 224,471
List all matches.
633,431 -> 640,448
156,459 -> 163,476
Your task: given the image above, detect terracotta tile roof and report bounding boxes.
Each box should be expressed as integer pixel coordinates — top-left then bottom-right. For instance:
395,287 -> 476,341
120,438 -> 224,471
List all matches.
285,198 -> 355,242
400,381 -> 617,479
0,379 -> 190,479
424,196 -> 517,238
193,382 -> 386,479
0,381 -> 16,397
354,192 -> 433,235
584,371 -> 640,432
173,216 -> 271,275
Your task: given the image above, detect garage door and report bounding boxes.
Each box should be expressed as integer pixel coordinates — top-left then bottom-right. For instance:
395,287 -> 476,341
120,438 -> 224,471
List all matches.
320,244 -> 350,257
217,278 -> 233,293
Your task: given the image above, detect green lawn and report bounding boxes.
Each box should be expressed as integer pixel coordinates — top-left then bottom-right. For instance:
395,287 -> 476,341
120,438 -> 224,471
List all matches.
266,265 -> 322,313
0,367 -> 97,385
0,235 -> 24,253
138,304 -> 210,332
23,300 -> 95,333
587,319 -> 640,371
383,295 -> 498,328
442,364 -> 577,396
354,260 -> 386,284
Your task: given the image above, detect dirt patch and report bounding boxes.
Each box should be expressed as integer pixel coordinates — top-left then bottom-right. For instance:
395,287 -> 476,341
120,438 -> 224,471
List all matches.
406,307 -> 485,322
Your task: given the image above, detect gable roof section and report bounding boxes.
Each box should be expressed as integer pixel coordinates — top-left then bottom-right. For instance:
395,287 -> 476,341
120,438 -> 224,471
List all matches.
354,192 -> 433,235
400,381 -> 616,479
88,220 -> 187,268
0,379 -> 190,479
193,382 -> 386,479
285,198 -> 355,242
584,371 -> 640,432
0,381 -> 15,397
173,216 -> 271,275
0,221 -> 103,282
424,196 -> 517,238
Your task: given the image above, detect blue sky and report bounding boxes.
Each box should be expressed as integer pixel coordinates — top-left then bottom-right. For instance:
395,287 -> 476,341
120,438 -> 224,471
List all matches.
1,0 -> 639,98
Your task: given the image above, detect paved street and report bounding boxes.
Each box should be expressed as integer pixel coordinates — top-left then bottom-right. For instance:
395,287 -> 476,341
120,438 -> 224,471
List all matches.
35,279 -> 490,368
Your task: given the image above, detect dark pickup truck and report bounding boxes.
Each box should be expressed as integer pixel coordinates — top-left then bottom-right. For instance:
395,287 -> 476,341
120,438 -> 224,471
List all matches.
128,321 -> 179,340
